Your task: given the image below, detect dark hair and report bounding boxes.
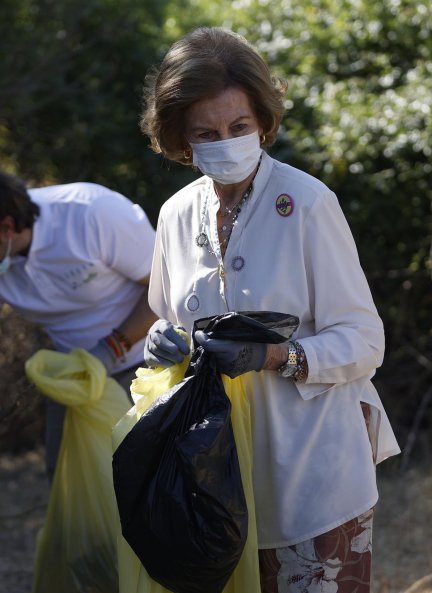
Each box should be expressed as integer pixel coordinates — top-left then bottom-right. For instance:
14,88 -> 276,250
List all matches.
141,27 -> 287,165
0,172 -> 40,231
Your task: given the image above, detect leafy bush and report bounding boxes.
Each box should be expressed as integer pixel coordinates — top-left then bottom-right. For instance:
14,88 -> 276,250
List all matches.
1,0 -> 431,455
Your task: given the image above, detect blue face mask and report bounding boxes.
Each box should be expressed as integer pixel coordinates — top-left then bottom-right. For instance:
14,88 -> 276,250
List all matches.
0,238 -> 12,275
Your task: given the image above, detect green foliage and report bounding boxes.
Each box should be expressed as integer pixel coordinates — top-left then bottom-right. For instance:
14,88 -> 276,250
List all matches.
0,0 -> 196,224
1,0 -> 431,447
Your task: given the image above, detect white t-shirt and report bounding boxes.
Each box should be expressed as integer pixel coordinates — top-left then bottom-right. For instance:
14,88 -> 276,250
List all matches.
149,151 -> 400,547
0,182 -> 155,372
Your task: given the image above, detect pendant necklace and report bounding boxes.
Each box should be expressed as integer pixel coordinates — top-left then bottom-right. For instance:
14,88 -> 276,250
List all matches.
187,155 -> 262,314
195,155 -> 262,257
195,183 -> 253,257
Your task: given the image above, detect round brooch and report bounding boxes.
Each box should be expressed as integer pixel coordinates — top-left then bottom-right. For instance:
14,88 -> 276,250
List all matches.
231,256 -> 245,272
195,232 -> 209,247
185,293 -> 200,312
276,194 -> 295,217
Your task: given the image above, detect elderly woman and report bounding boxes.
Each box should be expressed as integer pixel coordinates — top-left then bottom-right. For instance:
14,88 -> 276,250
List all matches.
141,27 -> 399,593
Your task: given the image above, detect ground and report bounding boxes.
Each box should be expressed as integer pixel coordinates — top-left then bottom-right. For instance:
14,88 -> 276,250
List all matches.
0,448 -> 431,593
1,308 -> 431,592
0,450 -> 48,593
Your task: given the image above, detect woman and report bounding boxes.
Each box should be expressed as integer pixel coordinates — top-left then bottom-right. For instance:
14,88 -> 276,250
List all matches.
141,27 -> 399,593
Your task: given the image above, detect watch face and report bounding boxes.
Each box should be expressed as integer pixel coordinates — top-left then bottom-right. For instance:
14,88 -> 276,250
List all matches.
279,362 -> 297,378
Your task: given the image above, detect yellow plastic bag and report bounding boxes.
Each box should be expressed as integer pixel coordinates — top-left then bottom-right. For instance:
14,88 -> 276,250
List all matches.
112,358 -> 261,593
26,348 -> 131,593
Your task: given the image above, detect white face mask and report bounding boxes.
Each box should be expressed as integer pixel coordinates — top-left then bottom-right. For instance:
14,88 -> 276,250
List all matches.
0,238 -> 11,276
190,131 -> 262,185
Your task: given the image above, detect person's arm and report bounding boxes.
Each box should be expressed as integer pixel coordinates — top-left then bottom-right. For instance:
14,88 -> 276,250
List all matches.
263,343 -> 289,371
88,275 -> 157,371
196,191 -> 381,386
85,192 -> 157,370
294,191 -> 384,400
193,335 -> 309,381
115,275 -> 157,345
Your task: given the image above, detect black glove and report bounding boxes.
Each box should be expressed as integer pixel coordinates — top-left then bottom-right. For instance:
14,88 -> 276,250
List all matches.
194,331 -> 267,378
144,319 -> 190,367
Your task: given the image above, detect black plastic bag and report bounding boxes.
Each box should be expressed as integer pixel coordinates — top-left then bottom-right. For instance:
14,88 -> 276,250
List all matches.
112,311 -> 299,593
193,310 -> 298,344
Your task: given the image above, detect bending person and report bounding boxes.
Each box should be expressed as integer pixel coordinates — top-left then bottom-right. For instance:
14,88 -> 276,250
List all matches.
0,173 -> 157,478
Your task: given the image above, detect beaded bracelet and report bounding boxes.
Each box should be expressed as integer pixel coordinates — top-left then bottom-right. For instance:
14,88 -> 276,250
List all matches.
103,333 -> 126,362
292,341 -> 309,383
112,328 -> 132,353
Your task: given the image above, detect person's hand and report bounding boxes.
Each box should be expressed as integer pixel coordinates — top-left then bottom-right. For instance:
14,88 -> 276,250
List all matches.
87,339 -> 118,375
194,331 -> 267,378
144,319 -> 190,367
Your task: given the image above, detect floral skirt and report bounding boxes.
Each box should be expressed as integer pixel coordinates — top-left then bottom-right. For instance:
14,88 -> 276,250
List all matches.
259,403 -> 375,593
258,508 -> 374,593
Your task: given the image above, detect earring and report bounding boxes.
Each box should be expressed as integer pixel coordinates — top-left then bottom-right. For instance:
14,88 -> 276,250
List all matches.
183,148 -> 192,160
260,134 -> 266,145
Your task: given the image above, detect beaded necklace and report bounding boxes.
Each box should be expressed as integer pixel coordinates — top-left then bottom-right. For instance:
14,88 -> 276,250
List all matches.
195,156 -> 261,255
186,156 -> 262,315
195,183 -> 254,255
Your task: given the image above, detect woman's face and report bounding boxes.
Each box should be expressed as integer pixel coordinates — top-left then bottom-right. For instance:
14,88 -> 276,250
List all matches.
183,86 -> 262,145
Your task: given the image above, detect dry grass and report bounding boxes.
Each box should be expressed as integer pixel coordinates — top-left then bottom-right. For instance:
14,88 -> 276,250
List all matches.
0,450 -> 48,593
374,466 -> 432,593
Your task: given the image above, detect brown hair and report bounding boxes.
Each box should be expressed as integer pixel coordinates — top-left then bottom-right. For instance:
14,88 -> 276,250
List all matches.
140,27 -> 287,165
0,172 -> 40,231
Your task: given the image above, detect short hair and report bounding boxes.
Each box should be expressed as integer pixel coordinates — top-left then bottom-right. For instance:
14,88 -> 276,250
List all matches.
0,172 -> 40,231
140,27 -> 287,165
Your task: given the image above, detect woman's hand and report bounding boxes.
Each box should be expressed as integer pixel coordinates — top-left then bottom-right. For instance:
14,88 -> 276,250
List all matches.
194,331 -> 267,378
144,319 -> 190,367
